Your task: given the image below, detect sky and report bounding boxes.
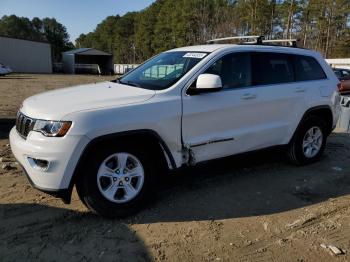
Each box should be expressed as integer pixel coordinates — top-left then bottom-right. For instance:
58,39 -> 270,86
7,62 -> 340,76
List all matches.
0,0 -> 156,43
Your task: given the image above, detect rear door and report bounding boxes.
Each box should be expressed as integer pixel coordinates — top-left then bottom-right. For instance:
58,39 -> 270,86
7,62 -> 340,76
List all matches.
248,52 -> 306,146
293,54 -> 329,99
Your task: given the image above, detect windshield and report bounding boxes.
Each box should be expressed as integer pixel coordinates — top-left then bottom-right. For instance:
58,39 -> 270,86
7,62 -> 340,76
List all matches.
118,51 -> 208,90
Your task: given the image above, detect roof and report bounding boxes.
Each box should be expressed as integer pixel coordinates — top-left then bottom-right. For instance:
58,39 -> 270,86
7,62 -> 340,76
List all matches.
63,48 -> 112,56
168,44 -> 317,56
0,35 -> 50,44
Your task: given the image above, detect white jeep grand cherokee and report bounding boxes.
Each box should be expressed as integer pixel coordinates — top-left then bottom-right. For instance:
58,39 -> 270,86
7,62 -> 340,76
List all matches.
10,43 -> 340,217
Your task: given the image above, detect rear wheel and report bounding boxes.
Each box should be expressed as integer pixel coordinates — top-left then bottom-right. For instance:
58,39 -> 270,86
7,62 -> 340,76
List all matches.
287,116 -> 327,165
76,142 -> 157,218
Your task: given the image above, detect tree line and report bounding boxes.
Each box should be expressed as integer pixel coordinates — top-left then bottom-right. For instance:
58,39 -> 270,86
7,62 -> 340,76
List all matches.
76,0 -> 350,63
0,15 -> 74,61
1,1 -> 349,64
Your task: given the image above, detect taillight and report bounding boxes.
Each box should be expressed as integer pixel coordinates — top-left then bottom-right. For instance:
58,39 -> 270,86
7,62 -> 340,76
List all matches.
337,82 -> 342,91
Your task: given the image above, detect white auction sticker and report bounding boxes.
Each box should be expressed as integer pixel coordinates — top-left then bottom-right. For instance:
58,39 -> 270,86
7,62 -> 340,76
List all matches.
183,53 -> 207,59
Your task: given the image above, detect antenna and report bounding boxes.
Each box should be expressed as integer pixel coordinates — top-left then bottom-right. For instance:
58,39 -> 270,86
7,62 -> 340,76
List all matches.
207,35 -> 264,45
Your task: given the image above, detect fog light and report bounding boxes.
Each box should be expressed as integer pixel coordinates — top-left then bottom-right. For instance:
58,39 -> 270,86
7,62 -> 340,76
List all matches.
27,157 -> 50,171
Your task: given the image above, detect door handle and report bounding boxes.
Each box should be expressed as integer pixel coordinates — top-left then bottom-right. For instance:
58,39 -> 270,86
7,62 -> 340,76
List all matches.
241,93 -> 257,100
295,87 -> 306,93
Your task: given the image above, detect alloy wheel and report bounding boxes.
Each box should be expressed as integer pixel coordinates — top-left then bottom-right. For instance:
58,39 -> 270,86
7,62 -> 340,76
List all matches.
96,152 -> 145,203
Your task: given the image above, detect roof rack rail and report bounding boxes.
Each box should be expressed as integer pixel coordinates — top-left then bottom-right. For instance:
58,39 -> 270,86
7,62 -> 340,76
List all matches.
206,35 -> 299,48
262,39 -> 298,47
207,35 -> 264,44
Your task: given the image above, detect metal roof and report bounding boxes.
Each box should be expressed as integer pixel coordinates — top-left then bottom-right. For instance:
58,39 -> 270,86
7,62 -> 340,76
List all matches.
63,48 -> 112,56
0,35 -> 50,44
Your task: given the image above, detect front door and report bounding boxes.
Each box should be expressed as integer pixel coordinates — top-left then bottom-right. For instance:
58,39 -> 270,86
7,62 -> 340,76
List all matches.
182,52 -> 262,163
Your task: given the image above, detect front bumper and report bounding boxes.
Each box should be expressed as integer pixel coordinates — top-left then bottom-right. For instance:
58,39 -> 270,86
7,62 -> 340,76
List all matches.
10,127 -> 90,192
20,164 -> 73,203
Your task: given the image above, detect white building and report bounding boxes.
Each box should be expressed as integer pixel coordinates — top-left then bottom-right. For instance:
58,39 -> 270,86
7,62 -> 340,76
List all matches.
326,58 -> 350,70
0,35 -> 52,73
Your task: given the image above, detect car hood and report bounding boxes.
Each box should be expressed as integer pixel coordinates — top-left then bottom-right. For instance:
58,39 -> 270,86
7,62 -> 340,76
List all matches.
21,81 -> 156,120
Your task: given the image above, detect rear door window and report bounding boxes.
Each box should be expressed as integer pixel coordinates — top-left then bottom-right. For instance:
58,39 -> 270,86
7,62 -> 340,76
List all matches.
293,55 -> 326,81
251,52 -> 294,85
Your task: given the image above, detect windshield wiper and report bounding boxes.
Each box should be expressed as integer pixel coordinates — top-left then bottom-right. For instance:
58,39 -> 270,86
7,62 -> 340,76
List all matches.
119,80 -> 142,88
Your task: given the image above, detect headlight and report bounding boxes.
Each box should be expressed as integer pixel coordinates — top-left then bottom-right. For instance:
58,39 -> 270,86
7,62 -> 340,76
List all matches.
33,120 -> 72,137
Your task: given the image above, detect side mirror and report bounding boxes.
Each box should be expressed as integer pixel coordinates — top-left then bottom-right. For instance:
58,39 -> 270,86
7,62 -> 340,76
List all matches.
190,74 -> 223,95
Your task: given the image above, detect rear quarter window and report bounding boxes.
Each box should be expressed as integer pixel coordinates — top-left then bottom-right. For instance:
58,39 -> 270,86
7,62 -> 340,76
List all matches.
293,55 -> 326,81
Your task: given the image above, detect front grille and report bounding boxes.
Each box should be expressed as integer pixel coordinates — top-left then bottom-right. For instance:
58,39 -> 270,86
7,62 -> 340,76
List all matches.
16,112 -> 36,139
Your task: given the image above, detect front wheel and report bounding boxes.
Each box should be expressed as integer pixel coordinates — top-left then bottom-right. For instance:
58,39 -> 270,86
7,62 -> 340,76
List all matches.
287,116 -> 327,165
76,143 -> 157,218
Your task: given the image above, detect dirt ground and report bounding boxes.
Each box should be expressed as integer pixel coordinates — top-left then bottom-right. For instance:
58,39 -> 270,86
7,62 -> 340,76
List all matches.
0,74 -> 114,119
0,74 -> 350,262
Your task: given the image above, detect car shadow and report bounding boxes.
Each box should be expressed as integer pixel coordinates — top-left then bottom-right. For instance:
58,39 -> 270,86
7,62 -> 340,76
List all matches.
133,133 -> 350,223
0,203 -> 152,261
2,132 -> 350,225
0,118 -> 15,139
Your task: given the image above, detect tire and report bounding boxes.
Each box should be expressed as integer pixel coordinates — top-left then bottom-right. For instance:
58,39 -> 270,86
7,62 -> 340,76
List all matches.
76,141 -> 158,218
287,116 -> 327,165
